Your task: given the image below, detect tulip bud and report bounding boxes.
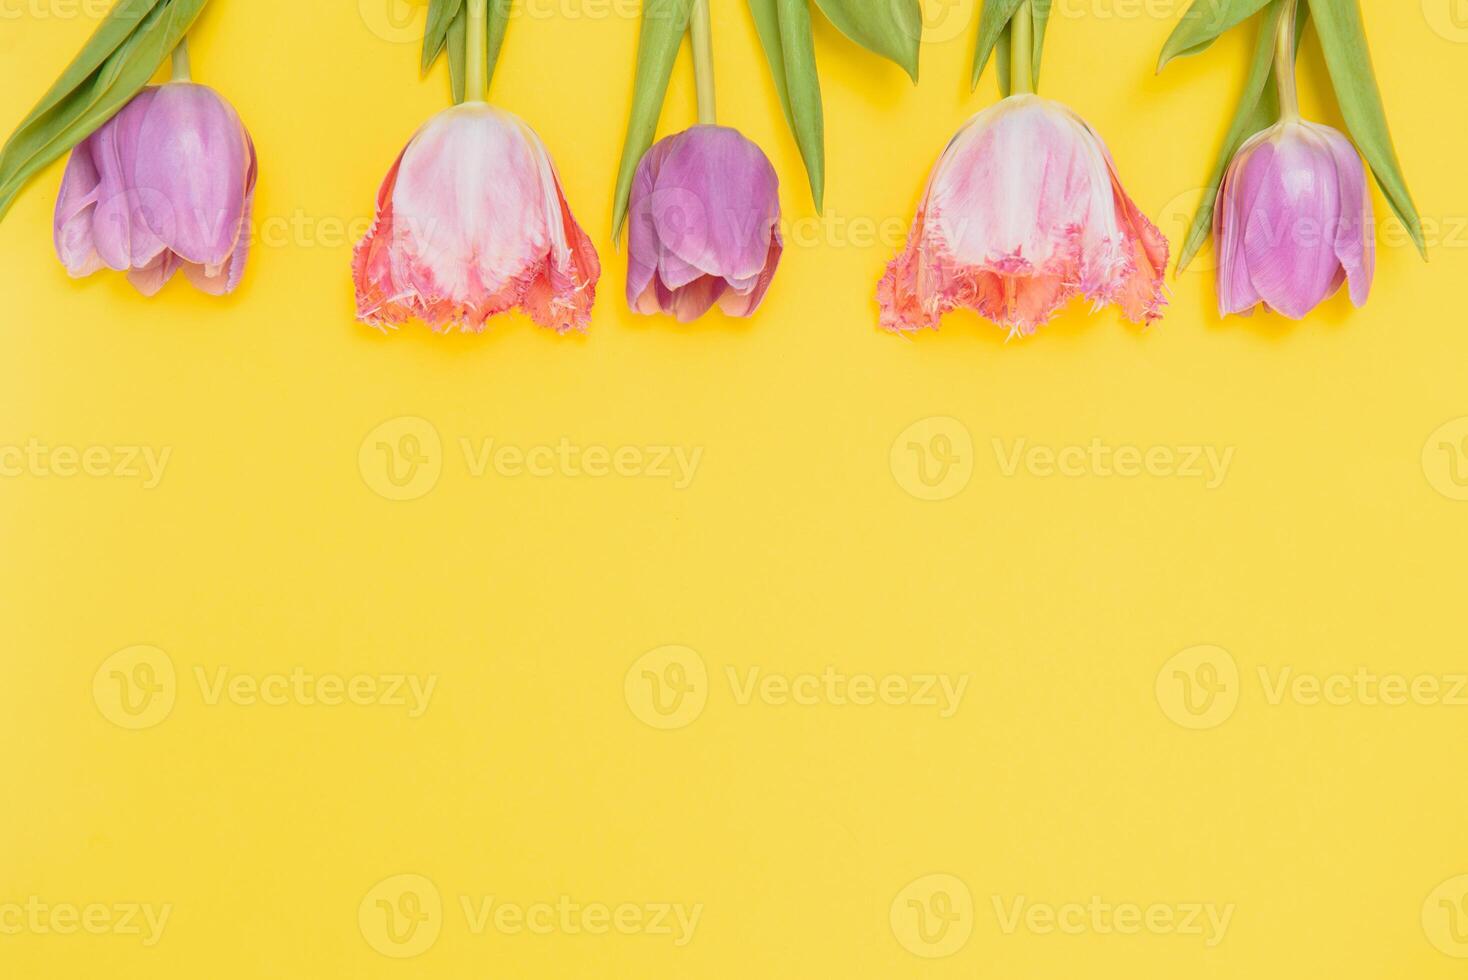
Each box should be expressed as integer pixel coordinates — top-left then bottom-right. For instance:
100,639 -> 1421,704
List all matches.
1214,119 -> 1375,319
626,125 -> 783,322
53,82 -> 257,297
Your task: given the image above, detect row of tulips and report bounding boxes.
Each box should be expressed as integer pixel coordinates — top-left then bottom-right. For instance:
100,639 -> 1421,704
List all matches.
0,0 -> 1422,335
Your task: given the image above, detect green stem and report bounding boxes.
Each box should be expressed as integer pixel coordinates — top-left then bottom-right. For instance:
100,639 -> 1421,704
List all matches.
1274,0 -> 1300,122
170,38 -> 191,82
1010,1 -> 1034,95
466,0 -> 487,103
690,0 -> 716,124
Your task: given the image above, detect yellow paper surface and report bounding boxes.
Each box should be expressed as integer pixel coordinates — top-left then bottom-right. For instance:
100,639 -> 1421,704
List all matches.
2,2 -> 1467,977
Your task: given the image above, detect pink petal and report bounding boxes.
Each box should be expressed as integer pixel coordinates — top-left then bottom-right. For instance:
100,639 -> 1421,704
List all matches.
1215,132 -> 1273,316
356,103 -> 599,333
1318,123 -> 1374,308
85,87 -> 167,272
519,148 -> 600,333
125,250 -> 180,296
877,95 -> 1166,336
54,137 -> 106,277
718,230 -> 783,318
1241,123 -> 1345,319
352,149 -> 417,328
626,126 -> 781,321
131,82 -> 253,268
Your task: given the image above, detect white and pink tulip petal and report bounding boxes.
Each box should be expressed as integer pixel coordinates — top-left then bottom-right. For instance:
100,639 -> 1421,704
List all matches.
878,94 -> 1169,338
352,103 -> 600,334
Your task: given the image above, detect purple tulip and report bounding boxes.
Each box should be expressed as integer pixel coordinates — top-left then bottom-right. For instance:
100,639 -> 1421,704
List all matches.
1215,120 -> 1374,319
627,125 -> 782,322
53,82 -> 257,297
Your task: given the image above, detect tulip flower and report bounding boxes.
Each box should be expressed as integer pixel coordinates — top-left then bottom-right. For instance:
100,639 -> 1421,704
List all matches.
354,0 -> 598,334
353,103 -> 600,333
879,93 -> 1168,337
1209,4 -> 1374,320
1214,120 -> 1374,319
52,53 -> 256,297
627,125 -> 782,322
1160,0 -> 1420,317
617,0 -> 781,322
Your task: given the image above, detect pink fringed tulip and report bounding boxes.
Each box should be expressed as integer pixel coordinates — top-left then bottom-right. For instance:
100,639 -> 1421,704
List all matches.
354,103 -> 600,333
626,125 -> 782,321
1215,120 -> 1374,319
879,94 -> 1168,337
53,82 -> 256,296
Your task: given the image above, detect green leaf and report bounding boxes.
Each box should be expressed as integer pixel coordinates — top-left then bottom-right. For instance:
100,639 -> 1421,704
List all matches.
971,0 -> 1023,91
422,0 -> 464,74
425,0 -> 508,104
1157,0 -> 1272,71
446,5 -> 467,103
8,0 -> 164,133
1306,0 -> 1424,257
484,0 -> 511,92
778,0 -> 824,211
1176,0 -> 1287,272
1030,0 -> 1051,91
748,0 -> 794,129
611,0 -> 694,238
0,0 -> 209,222
995,20 -> 1012,98
810,0 -> 920,82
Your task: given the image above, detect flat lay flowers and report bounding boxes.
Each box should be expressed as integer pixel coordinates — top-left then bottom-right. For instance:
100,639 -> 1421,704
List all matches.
0,0 -> 1426,336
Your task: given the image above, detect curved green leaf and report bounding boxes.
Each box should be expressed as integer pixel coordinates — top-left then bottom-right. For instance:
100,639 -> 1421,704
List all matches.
810,0 -> 920,82
424,0 -> 508,103
778,0 -> 824,211
0,0 -> 208,222
422,0 -> 464,74
446,6 -> 467,102
612,0 -> 694,238
995,20 -> 1012,98
971,0 -> 1023,91
1306,0 -> 1424,257
1176,0 -> 1288,272
1030,0 -> 1051,91
23,0 -> 166,127
484,0 -> 511,93
748,0 -> 794,129
1157,0 -> 1272,71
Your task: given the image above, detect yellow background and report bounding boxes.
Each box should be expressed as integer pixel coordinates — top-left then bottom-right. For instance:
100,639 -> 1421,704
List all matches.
3,1 -> 1468,977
